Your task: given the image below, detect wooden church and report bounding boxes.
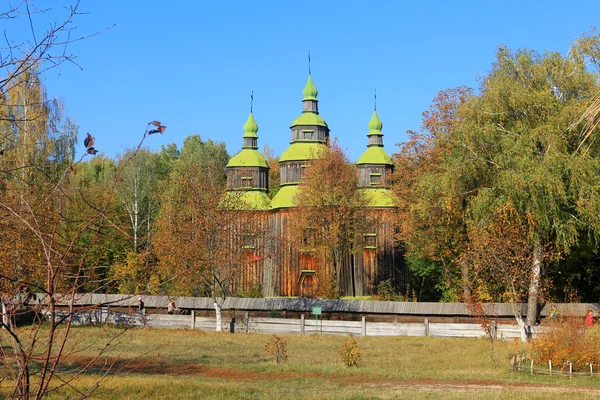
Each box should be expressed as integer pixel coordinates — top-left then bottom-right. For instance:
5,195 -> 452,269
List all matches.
225,73 -> 404,297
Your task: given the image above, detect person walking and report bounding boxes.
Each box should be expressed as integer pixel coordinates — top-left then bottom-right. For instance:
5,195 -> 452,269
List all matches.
137,297 -> 145,315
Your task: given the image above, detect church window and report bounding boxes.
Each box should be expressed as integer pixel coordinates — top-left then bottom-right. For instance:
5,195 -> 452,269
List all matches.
363,233 -> 377,249
369,173 -> 382,185
242,233 -> 256,249
240,176 -> 253,187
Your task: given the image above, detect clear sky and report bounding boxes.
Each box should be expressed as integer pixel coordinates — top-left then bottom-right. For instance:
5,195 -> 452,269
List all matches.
18,1 -> 600,161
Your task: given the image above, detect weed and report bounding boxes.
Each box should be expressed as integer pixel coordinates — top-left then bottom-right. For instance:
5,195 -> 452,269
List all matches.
264,335 -> 288,364
338,337 -> 361,367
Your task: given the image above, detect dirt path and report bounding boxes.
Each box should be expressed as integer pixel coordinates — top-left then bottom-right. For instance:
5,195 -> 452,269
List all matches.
64,357 -> 600,395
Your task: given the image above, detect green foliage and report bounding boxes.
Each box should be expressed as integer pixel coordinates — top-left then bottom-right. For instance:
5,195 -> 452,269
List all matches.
264,335 -> 288,364
393,31 -> 600,309
405,257 -> 445,301
373,279 -> 400,301
338,337 -> 361,367
112,252 -> 161,295
236,283 -> 263,298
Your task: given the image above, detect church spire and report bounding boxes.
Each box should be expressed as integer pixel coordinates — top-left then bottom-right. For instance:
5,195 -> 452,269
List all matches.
242,92 -> 259,149
367,110 -> 384,147
302,74 -> 318,101
357,107 -> 392,166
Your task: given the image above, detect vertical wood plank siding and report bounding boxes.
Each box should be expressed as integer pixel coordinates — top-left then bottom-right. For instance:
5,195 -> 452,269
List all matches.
230,208 -> 404,298
227,167 -> 269,191
357,165 -> 390,187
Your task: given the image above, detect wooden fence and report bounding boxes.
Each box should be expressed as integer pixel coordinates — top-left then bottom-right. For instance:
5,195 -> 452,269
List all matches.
56,310 -> 529,339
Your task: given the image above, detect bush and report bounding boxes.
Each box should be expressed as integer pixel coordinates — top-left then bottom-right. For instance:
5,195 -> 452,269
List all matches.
373,279 -> 399,301
237,283 -> 263,298
338,337 -> 361,367
530,318 -> 600,372
264,335 -> 288,364
317,271 -> 340,299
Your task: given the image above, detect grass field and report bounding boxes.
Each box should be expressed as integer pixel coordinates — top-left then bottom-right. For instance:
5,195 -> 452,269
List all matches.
2,326 -> 600,399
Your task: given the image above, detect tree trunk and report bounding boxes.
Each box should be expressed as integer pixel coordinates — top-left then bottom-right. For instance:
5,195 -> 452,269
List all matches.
511,303 -> 528,343
214,302 -> 222,332
526,246 -> 543,327
461,261 -> 471,300
1,302 -> 7,327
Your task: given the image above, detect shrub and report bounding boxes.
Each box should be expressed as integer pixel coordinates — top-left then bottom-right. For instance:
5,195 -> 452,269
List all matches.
530,318 -> 600,372
264,335 -> 288,364
338,337 -> 361,367
373,279 -> 399,301
237,283 -> 263,298
317,271 -> 340,299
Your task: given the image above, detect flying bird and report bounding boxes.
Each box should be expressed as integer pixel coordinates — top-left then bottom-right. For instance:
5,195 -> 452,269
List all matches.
84,133 -> 95,149
148,123 -> 167,135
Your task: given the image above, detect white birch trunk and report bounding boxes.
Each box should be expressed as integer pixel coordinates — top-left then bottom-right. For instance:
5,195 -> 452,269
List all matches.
513,307 -> 528,343
526,247 -> 543,327
214,302 -> 222,332
1,302 -> 8,328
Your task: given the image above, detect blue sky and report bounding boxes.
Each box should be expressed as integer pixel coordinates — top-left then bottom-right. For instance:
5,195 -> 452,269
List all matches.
17,1 -> 600,161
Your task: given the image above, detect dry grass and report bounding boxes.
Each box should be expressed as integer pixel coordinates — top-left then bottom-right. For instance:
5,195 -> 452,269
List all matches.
2,326 -> 600,399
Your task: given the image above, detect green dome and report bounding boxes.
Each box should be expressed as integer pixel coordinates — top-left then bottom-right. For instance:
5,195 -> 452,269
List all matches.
356,146 -> 392,165
270,185 -> 300,209
367,110 -> 383,135
243,112 -> 259,138
302,74 -> 318,101
359,188 -> 397,208
227,149 -> 268,168
291,112 -> 328,128
279,142 -> 325,162
224,190 -> 271,210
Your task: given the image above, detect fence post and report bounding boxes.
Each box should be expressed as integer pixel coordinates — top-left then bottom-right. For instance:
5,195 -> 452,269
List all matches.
424,318 -> 430,337
301,314 -> 305,335
361,316 -> 367,336
245,312 -> 249,333
569,361 -> 572,380
191,310 -> 196,330
531,359 -> 534,375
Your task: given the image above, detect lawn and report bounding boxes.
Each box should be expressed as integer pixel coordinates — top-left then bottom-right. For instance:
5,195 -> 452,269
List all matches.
2,326 -> 600,399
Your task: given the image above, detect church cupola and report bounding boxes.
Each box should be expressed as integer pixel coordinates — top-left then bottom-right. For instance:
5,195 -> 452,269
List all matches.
357,101 -> 396,208
242,112 -> 259,149
225,101 -> 271,210
271,69 -> 330,209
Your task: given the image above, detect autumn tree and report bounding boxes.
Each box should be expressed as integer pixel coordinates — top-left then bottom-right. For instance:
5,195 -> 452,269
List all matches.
390,86 -> 472,301
0,20 -> 165,394
394,33 -> 600,327
262,144 -> 280,198
292,140 -> 367,296
153,161 -> 253,331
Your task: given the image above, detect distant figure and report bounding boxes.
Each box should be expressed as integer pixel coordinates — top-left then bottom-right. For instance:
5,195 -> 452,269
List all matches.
167,298 -> 180,315
137,297 -> 145,315
548,305 -> 559,320
586,309 -> 594,327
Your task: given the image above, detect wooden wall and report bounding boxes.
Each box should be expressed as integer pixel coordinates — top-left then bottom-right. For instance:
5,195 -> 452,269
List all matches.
226,167 -> 268,190
229,208 -> 404,298
357,164 -> 391,187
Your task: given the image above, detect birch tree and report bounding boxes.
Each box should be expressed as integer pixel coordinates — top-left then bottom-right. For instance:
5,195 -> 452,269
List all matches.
154,161 -> 254,331
396,33 -> 600,327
